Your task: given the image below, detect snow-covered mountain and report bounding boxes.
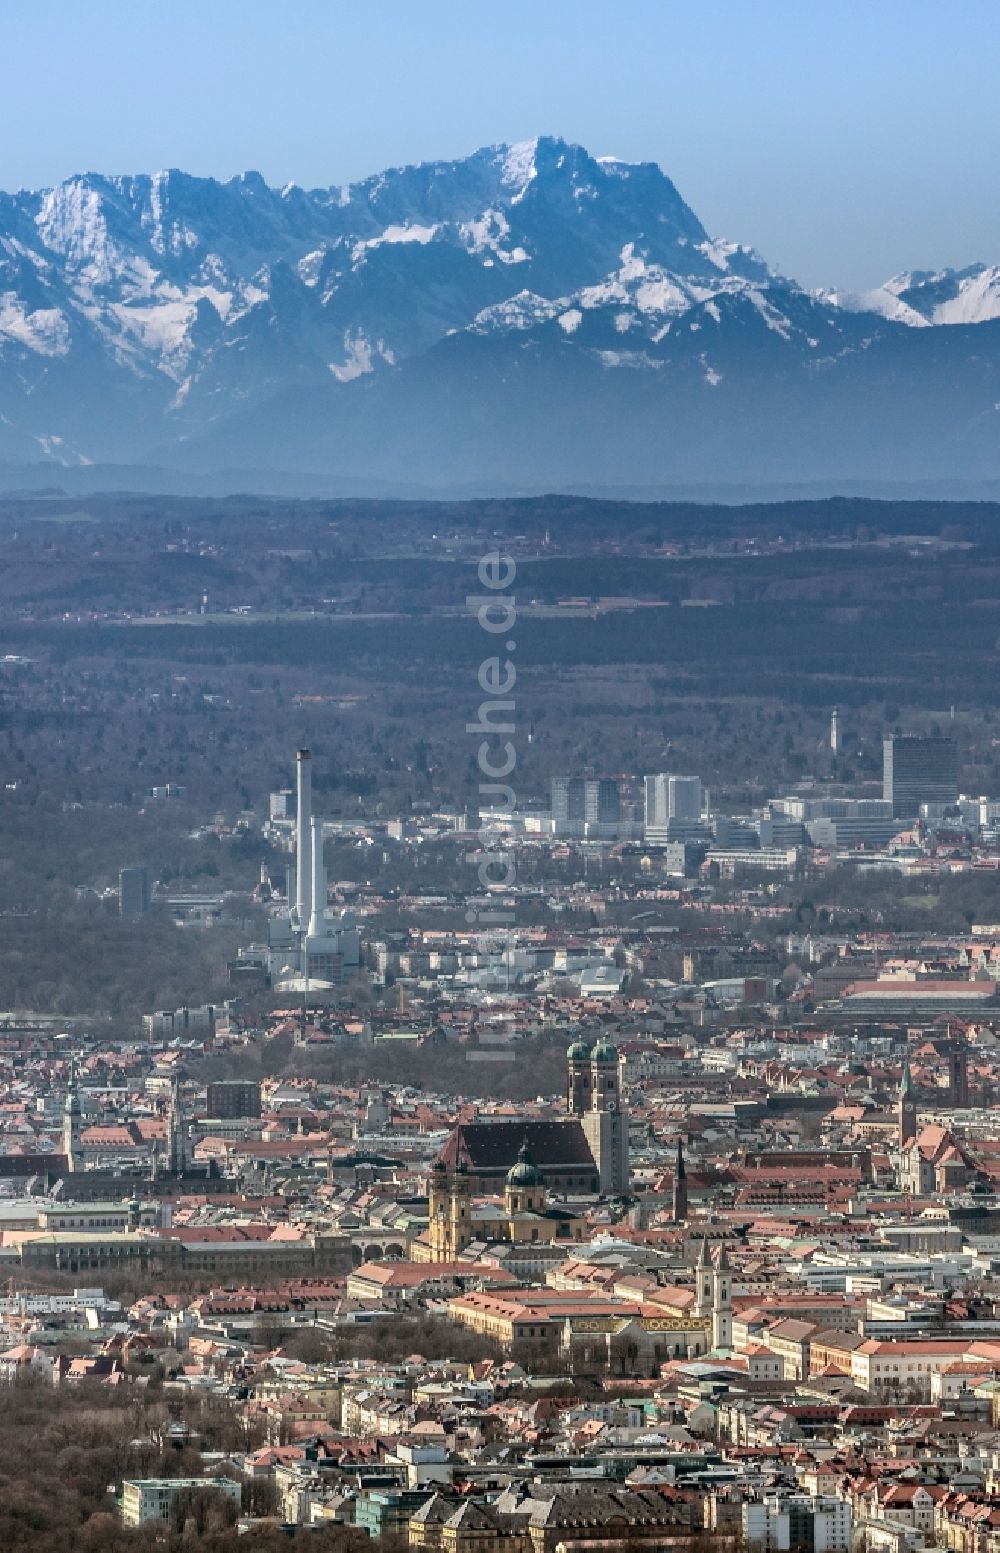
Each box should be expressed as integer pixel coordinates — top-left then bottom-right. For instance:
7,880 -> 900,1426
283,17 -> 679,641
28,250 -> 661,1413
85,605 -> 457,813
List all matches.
1,136 -> 998,488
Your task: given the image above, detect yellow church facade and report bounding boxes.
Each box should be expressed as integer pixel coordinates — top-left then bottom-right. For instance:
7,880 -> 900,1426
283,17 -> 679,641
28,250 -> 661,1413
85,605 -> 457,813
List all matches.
413,1146 -> 588,1265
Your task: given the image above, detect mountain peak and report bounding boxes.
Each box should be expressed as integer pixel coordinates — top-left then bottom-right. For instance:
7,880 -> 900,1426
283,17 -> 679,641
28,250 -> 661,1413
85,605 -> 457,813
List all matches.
498,136 -> 540,197
231,169 -> 269,191
880,263 -> 1000,325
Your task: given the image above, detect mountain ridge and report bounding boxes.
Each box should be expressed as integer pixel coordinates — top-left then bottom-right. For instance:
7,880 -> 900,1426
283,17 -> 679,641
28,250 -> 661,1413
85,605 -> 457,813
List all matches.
1,136 -> 999,489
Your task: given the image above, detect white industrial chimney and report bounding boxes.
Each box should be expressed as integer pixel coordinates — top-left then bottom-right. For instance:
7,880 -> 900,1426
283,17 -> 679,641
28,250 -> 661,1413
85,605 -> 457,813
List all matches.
308,815 -> 326,940
295,750 -> 313,927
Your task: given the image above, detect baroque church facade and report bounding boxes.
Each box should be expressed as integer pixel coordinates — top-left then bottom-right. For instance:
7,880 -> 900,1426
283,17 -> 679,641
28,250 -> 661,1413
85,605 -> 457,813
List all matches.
432,1040 -> 629,1198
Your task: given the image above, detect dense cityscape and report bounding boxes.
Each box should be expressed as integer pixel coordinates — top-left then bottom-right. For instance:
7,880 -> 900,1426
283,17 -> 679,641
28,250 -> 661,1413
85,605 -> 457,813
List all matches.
3,6 -> 1000,1549
3,684 -> 1000,1547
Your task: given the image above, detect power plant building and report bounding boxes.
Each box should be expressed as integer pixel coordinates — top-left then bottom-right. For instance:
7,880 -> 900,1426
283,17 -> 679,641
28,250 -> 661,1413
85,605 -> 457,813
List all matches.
265,749 -> 361,987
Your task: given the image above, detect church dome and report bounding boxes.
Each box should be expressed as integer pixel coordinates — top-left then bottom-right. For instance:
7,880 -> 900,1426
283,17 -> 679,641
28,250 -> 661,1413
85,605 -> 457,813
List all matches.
507,1140 -> 544,1189
591,1040 -> 619,1063
567,1040 -> 591,1062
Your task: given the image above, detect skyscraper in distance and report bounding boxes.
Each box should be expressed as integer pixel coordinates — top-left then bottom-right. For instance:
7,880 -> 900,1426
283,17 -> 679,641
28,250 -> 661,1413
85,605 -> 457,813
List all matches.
883,736 -> 958,819
119,866 -> 150,920
668,775 -> 702,822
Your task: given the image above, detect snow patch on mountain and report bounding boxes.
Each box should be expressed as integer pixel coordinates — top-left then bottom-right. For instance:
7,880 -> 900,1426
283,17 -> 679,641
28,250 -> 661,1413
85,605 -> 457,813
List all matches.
618,243 -> 646,282
329,333 -> 374,381
470,291 -> 560,333
697,237 -> 760,274
594,348 -> 662,370
296,248 -> 327,287
634,274 -> 696,314
499,139 -> 539,202
823,285 -> 930,328
146,171 -> 200,258
459,209 -> 529,265
33,432 -> 91,465
107,284 -> 230,376
328,331 -> 394,382
109,299 -> 199,361
579,277 -> 630,309
932,266 -> 1000,324
0,294 -> 70,356
35,178 -> 158,295
746,289 -> 793,338
351,224 -> 438,263
36,179 -> 109,266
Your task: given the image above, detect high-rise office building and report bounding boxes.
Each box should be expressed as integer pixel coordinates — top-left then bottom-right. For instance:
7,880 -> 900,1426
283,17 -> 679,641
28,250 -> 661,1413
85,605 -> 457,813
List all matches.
586,778 -> 621,824
668,775 -> 702,822
119,866 -> 150,921
551,777 -> 621,831
644,774 -> 669,830
550,776 -> 585,825
645,772 -> 704,842
883,736 -> 959,819
644,773 -> 702,827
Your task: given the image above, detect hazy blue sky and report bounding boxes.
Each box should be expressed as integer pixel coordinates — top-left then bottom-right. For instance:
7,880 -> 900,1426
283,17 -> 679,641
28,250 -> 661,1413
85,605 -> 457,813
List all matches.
3,0 -> 998,289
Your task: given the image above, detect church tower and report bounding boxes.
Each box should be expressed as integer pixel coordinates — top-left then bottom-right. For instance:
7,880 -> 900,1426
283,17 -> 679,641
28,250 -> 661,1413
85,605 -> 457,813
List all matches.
167,1076 -> 187,1175
898,1057 -> 917,1148
712,1243 -> 732,1350
448,1163 -> 472,1259
427,1160 -> 450,1262
62,1057 -> 81,1174
948,1039 -> 969,1109
695,1238 -> 713,1317
428,1160 -> 448,1219
505,1140 -> 546,1218
582,1040 -> 628,1196
567,1041 -> 592,1116
672,1138 -> 688,1223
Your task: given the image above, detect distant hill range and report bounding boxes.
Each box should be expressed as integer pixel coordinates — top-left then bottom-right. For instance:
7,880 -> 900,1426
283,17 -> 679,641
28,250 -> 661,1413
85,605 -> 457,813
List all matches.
1,136 -> 999,494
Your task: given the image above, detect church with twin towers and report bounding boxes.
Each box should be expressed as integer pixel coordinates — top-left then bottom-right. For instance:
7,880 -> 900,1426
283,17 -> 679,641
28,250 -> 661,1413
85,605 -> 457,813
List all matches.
430,1039 -> 630,1213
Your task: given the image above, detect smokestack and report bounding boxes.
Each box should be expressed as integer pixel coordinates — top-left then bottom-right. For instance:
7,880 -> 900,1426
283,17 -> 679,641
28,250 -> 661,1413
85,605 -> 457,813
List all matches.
295,750 -> 312,927
308,815 -> 326,939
